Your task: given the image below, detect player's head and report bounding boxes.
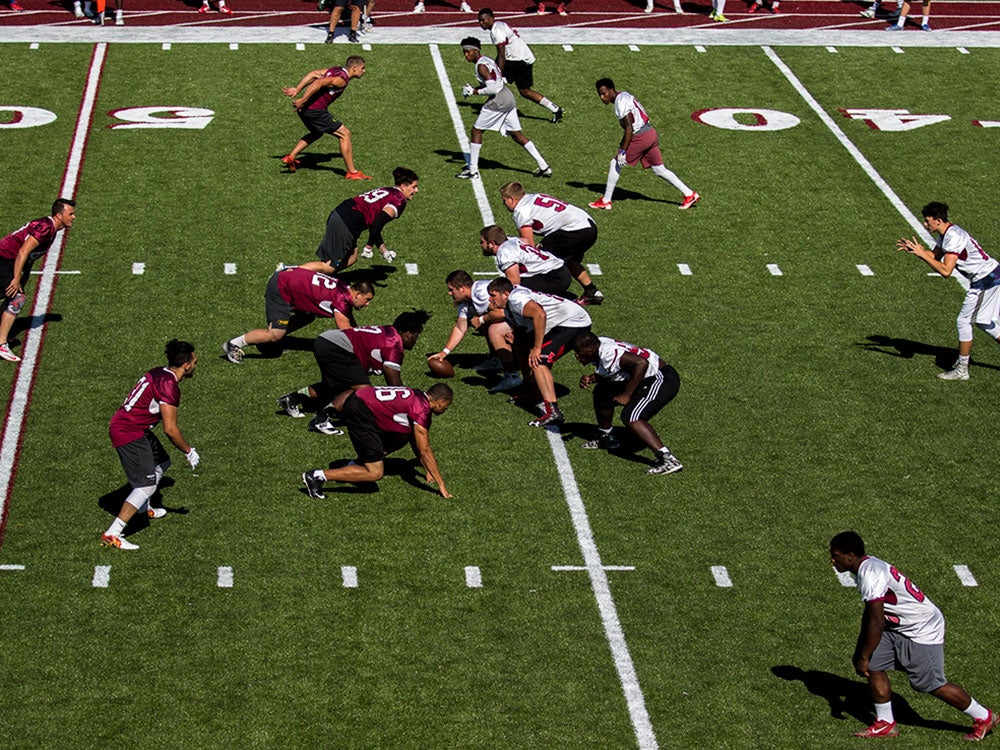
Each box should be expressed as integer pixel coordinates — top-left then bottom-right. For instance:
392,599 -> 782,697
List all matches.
829,531 -> 865,572
479,224 -> 506,254
446,270 -> 474,302
52,197 -> 76,228
349,280 -> 375,309
165,339 -> 197,377
461,37 -> 481,61
571,331 -> 601,364
393,167 -> 419,199
394,309 -> 431,349
477,8 -> 494,28
922,202 -> 949,223
595,78 -> 617,105
487,276 -> 513,309
499,182 -> 526,211
345,56 -> 366,77
427,382 -> 454,414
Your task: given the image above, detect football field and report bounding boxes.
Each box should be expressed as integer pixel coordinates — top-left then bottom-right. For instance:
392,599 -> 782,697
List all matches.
2,30 -> 1000,749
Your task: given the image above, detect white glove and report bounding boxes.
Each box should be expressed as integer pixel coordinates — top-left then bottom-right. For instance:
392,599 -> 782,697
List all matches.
381,248 -> 397,263
462,83 -> 475,97
616,149 -> 628,169
186,447 -> 200,470
360,245 -> 374,259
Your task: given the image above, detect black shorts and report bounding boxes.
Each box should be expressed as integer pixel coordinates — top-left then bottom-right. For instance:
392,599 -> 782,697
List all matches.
298,107 -> 342,137
520,266 -> 572,297
316,207 -> 360,268
538,222 -> 598,265
0,257 -> 33,309
504,59 -> 534,90
342,393 -> 410,464
593,364 -> 680,423
332,0 -> 365,8
264,273 -> 294,329
313,335 -> 370,400
115,431 -> 170,488
514,324 -> 589,366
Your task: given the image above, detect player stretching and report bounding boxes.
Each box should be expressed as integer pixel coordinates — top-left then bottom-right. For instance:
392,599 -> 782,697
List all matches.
589,78 -> 700,212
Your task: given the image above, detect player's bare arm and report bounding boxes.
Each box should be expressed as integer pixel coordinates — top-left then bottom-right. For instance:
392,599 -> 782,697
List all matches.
898,237 -> 957,277
523,301 -> 547,368
854,599 -> 886,678
503,265 -> 522,285
333,310 -> 353,330
159,403 -> 192,455
412,424 -> 451,498
618,112 -> 635,153
384,366 -> 403,387
518,225 -> 535,243
614,352 -> 650,405
284,69 -> 327,98
431,318 -> 468,360
293,74 -> 348,110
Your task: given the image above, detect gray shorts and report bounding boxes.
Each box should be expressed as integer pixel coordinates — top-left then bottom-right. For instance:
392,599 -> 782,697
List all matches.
869,629 -> 947,693
115,432 -> 170,489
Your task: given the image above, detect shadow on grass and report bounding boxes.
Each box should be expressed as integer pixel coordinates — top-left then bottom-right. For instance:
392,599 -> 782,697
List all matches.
563,181 -> 673,206
273,151 -> 345,175
771,665 -> 969,735
857,335 -> 1000,373
98,476 -> 188,533
434,148 -> 539,178
301,456 -> 441,497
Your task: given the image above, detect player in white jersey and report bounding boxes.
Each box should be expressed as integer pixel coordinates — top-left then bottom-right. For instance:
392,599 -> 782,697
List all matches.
479,224 -> 571,297
572,332 -> 683,475
487,277 -> 591,427
829,531 -> 998,741
456,37 -> 551,181
477,9 -> 564,122
500,181 -> 603,305
589,78 -> 700,212
897,202 -> 1000,380
428,270 -> 522,393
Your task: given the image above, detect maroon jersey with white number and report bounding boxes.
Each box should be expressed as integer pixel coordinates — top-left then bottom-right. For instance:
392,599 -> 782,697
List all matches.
344,187 -> 408,227
512,193 -> 593,236
355,386 -> 432,434
276,267 -> 352,317
342,325 -> 405,375
305,66 -> 349,112
109,367 -> 182,448
0,216 -> 59,262
494,237 -> 564,278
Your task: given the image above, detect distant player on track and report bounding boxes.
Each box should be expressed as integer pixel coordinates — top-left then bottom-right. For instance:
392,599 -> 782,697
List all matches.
829,531 -> 999,741
476,9 -> 564,122
589,78 -> 700,212
301,383 -> 453,500
199,0 -> 232,14
222,267 -> 375,364
101,340 -> 200,551
281,56 -> 370,179
897,201 -> 1000,381
302,167 -> 419,275
572,331 -> 683,475
323,0 -> 364,45
456,37 -> 552,181
886,0 -> 932,31
500,181 -> 602,305
0,198 -> 76,363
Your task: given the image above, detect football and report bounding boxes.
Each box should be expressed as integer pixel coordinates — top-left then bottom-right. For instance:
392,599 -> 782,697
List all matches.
427,357 -> 455,378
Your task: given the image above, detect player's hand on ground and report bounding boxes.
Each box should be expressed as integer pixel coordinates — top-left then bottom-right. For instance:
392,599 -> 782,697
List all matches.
380,247 -> 397,263
462,83 -> 475,97
186,447 -> 200,470
579,373 -> 597,389
281,86 -> 297,97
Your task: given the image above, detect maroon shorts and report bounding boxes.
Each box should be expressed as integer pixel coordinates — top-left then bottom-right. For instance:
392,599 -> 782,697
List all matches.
626,128 -> 663,169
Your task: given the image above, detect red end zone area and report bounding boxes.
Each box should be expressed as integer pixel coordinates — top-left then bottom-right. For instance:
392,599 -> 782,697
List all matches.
0,0 -> 996,30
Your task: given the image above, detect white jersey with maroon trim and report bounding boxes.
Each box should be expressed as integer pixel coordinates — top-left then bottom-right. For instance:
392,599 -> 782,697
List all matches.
937,224 -> 997,283
855,555 -> 945,645
614,91 -> 653,135
595,337 -> 662,383
494,237 -> 564,278
513,193 -> 593,236
505,285 -> 591,333
456,279 -> 492,320
488,20 -> 535,64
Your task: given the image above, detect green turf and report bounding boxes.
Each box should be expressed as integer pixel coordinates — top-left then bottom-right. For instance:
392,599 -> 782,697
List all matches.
2,42 -> 999,749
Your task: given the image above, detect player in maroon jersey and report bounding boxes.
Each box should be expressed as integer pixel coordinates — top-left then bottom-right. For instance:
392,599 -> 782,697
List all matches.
281,56 -> 370,179
101,340 -> 199,551
0,198 -> 76,363
300,167 -> 419,274
302,383 -> 453,499
222,268 -> 374,364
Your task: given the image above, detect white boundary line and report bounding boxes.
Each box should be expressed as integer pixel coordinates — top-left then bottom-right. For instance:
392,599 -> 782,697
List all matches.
0,42 -> 106,541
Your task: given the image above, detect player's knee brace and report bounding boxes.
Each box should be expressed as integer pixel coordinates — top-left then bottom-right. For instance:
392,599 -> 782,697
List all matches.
124,484 -> 157,510
5,292 -> 26,316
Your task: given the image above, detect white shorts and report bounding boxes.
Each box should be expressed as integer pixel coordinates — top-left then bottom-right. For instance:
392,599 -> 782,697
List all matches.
475,106 -> 521,137
956,284 -> 1000,340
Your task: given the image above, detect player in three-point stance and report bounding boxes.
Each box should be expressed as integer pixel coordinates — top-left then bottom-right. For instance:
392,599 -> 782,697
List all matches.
897,202 -> 1000,381
480,224 -> 571,297
102,340 -> 200,551
589,78 -> 700,212
829,531 -> 998,741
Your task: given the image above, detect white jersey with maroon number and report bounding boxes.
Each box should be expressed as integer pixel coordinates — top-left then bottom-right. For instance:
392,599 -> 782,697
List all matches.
513,193 -> 593,236
937,224 -> 997,283
596,337 -> 662,383
489,20 -> 535,64
494,237 -> 564,278
457,279 -> 493,319
855,556 -> 945,645
505,285 -> 591,333
614,91 -> 653,135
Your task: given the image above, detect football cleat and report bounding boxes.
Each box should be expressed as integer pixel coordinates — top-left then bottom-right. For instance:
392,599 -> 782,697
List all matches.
317,0 -> 332,9
308,417 -> 345,436
711,11 -> 727,20
100,533 -> 139,550
556,2 -> 567,14
529,405 -> 564,428
324,31 -> 335,43
473,356 -> 504,374
277,393 -> 306,418
938,363 -> 969,381
965,710 -> 1000,742
302,472 -> 326,499
859,6 -> 877,17
345,170 -> 372,180
576,289 -> 604,306
0,343 -> 21,363
74,1 -> 84,16
648,451 -> 683,475
147,506 -> 167,519
219,3 -> 232,12
644,0 -> 653,10
747,1 -> 759,10
551,107 -> 564,123
854,720 -> 899,738
198,2 -> 209,11
488,372 -> 524,393
455,167 -> 480,180
533,166 -> 553,178
536,1 -> 545,13
222,341 -> 244,365
886,23 -> 903,30
679,191 -> 701,210
770,2 -> 779,11
921,23 -> 931,30
115,11 -> 124,23
412,1 -> 424,11
281,154 -> 301,172
582,432 -> 621,451
347,30 -> 359,43
459,0 -> 473,9
588,198 -> 613,210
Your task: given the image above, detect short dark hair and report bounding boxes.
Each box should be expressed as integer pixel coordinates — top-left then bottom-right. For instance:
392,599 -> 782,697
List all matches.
393,309 -> 431,335
52,197 -> 75,215
487,277 -> 513,295
350,280 -> 375,295
427,383 -> 454,402
477,7 -> 493,17
461,36 -> 482,50
595,78 -> 615,91
830,531 -> 865,557
393,166 -> 418,186
165,339 -> 196,367
922,202 -> 949,222
572,331 -> 600,352
479,224 -> 506,245
345,55 -> 366,68
446,270 -> 474,287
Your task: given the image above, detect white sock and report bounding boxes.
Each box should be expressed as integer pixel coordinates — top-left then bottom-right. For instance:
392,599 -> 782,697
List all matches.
603,159 -> 620,202
896,14 -> 906,24
875,701 -> 894,724
650,164 -> 692,196
538,97 -> 560,114
105,517 -> 127,537
958,354 -> 971,366
922,13 -> 928,23
522,140 -> 548,170
231,335 -> 247,348
714,0 -> 725,12
964,699 -> 990,721
469,142 -> 482,172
